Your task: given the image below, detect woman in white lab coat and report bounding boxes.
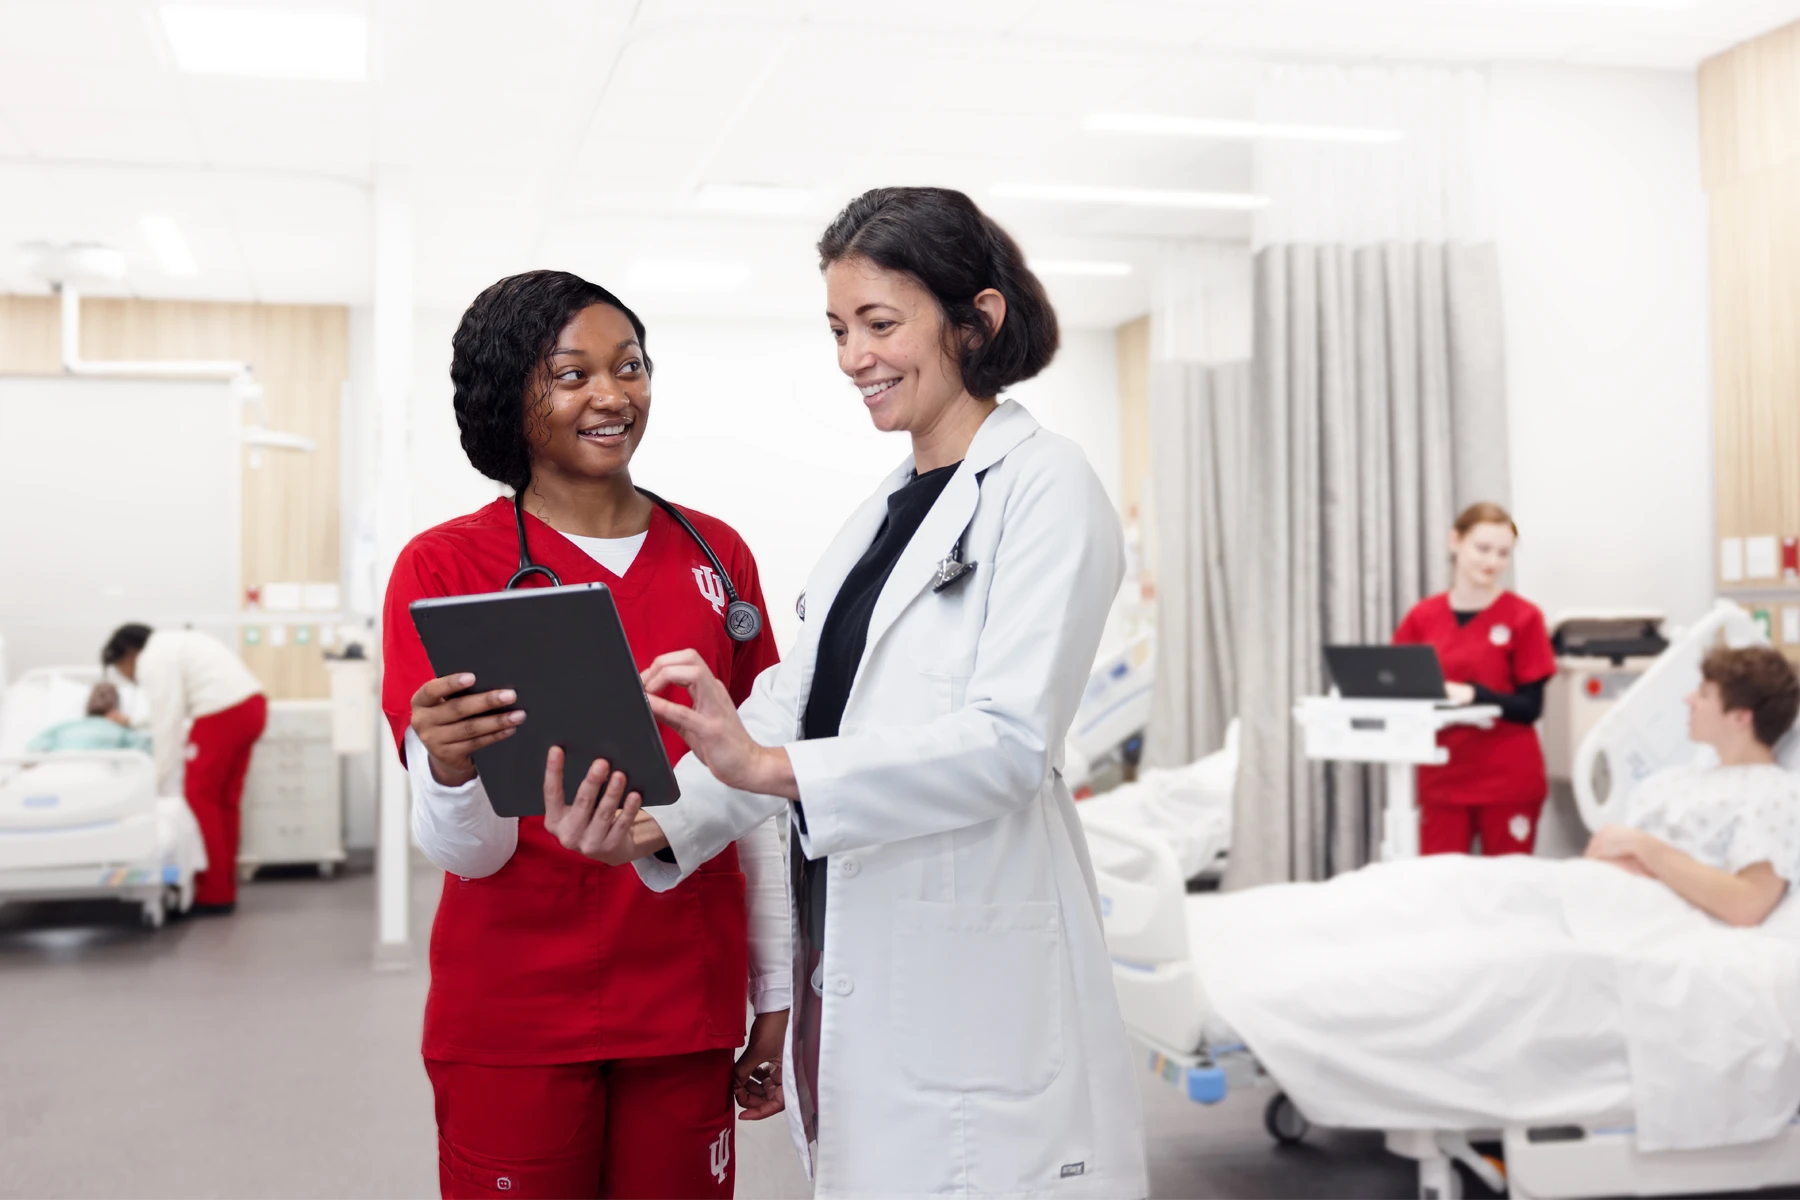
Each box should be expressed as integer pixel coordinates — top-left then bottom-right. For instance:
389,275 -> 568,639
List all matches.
546,187 -> 1148,1198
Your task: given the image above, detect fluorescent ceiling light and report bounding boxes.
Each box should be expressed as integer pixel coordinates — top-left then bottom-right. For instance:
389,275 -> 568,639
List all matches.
622,258 -> 754,294
992,183 -> 1268,212
1030,260 -> 1134,278
1086,114 -> 1404,144
693,183 -> 817,216
140,215 -> 198,277
159,4 -> 368,82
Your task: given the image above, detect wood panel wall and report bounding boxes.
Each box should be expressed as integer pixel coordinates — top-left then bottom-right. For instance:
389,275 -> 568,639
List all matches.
1116,314 -> 1152,522
1699,20 -> 1800,652
0,294 -> 346,698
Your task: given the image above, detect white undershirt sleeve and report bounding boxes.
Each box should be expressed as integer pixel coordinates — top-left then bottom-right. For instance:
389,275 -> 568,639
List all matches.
405,727 -> 518,878
734,813 -> 792,1014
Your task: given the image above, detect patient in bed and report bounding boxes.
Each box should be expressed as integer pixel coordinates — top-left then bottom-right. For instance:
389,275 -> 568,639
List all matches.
1585,645 -> 1800,928
26,683 -> 152,754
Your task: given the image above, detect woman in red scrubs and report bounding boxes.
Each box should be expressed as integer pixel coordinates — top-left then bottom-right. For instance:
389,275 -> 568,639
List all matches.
381,271 -> 789,1199
1394,501 -> 1556,856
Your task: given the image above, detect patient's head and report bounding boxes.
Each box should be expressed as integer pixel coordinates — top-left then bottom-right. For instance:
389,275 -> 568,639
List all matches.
85,682 -> 120,717
1689,647 -> 1800,749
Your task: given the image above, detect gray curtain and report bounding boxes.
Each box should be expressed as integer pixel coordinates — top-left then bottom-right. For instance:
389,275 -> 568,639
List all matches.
1226,242 -> 1510,888
1145,361 -> 1251,768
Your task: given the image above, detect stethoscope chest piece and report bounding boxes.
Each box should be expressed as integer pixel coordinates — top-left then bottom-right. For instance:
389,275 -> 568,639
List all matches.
726,600 -> 763,642
931,556 -> 977,594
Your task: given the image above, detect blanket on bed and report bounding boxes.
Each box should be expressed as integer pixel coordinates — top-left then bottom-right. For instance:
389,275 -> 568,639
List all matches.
1191,855 -> 1800,1151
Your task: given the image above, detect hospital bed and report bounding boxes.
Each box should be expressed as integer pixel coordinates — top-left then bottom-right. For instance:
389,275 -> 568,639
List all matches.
0,666 -> 205,928
1087,600 -> 1800,1199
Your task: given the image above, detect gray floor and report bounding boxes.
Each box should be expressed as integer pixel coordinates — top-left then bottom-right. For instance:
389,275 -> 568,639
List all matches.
0,864 -> 1784,1200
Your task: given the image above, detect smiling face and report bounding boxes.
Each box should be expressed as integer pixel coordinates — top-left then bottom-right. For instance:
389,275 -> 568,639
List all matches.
1449,521 -> 1515,592
525,303 -> 651,484
824,255 -> 972,435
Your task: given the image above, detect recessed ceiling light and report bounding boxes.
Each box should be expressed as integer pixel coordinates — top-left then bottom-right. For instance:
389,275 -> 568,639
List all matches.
140,215 -> 198,277
1085,114 -> 1405,144
159,4 -> 368,82
1029,260 -> 1135,278
992,183 -> 1269,212
621,258 -> 754,295
692,183 -> 817,216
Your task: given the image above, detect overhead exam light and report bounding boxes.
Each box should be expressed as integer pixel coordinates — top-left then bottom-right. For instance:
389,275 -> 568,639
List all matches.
992,183 -> 1269,212
158,4 -> 368,82
39,279 -> 315,465
1085,114 -> 1405,144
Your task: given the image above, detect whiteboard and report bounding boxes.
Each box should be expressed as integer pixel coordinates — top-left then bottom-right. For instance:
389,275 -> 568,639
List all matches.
0,376 -> 241,678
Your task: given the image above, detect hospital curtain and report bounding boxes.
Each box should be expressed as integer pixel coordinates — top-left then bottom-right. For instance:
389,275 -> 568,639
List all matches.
1227,243 -> 1510,886
1144,245 -> 1254,769
1222,65 -> 1513,887
1144,361 -> 1250,768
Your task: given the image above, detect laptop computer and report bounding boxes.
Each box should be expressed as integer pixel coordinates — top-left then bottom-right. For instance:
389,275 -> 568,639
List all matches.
1322,644 -> 1451,703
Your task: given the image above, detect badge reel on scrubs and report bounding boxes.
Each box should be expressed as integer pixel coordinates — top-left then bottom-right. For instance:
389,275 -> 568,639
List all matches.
506,489 -> 764,642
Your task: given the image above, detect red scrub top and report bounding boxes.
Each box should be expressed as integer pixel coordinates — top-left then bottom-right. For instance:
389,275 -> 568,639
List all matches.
1393,591 -> 1555,809
382,497 -> 780,1067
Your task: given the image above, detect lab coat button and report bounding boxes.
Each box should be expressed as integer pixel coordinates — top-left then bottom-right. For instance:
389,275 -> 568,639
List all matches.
830,975 -> 853,995
836,856 -> 859,878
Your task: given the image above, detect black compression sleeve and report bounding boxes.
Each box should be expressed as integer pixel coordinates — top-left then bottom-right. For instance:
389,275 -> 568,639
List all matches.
1472,679 -> 1547,726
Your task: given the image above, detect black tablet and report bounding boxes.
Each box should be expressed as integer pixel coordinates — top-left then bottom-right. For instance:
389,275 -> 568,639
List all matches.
409,584 -> 680,818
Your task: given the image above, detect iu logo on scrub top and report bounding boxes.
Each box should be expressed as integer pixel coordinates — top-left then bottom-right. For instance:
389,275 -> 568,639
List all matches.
692,567 -> 727,615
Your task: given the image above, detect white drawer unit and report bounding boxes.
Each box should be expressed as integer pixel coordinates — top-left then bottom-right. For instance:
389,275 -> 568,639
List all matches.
239,699 -> 344,879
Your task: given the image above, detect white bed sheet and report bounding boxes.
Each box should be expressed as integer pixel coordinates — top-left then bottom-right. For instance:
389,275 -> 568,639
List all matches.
1190,854 -> 1800,1153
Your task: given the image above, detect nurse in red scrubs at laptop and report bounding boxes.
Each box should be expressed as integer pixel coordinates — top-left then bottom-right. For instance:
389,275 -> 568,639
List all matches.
381,271 -> 789,1199
1394,502 -> 1556,856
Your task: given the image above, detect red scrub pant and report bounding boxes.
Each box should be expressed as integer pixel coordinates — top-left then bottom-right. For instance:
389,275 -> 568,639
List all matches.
426,1049 -> 737,1200
1420,799 -> 1543,856
185,693 -> 267,906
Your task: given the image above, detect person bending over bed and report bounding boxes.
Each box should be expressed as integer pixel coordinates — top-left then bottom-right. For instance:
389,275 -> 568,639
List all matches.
1585,645 -> 1800,928
27,683 -> 151,754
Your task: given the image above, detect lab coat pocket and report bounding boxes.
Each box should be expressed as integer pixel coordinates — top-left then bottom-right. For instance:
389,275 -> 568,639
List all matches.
919,670 -> 972,713
891,899 -> 1064,1095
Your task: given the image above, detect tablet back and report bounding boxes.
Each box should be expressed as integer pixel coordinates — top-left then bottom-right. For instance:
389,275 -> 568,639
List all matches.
409,584 -> 679,818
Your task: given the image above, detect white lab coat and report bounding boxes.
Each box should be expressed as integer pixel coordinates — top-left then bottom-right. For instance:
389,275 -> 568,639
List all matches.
637,401 -> 1148,1199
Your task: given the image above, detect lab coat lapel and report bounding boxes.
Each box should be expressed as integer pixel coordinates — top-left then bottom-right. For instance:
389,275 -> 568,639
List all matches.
794,459 -> 914,662
858,401 -> 1040,666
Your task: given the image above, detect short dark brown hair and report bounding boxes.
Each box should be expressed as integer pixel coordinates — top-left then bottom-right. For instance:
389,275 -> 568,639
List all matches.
1702,645 -> 1800,747
816,187 -> 1059,399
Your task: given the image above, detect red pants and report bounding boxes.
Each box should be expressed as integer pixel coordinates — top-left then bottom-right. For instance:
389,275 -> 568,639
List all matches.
426,1050 -> 736,1200
1420,800 -> 1542,856
185,694 -> 267,905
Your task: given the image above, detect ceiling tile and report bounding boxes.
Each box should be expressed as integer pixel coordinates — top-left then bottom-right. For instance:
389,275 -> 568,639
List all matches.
9,107 -> 205,165
0,0 -> 162,66
1024,0 -> 1248,46
0,59 -> 185,115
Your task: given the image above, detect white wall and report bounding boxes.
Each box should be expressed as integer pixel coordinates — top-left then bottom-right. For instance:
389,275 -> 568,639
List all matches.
1491,64 -> 1713,630
0,377 -> 242,677
390,312 -> 1120,651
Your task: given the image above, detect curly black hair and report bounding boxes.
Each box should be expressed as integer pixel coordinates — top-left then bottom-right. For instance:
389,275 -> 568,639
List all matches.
102,623 -> 152,668
450,270 -> 652,493
817,187 -> 1058,399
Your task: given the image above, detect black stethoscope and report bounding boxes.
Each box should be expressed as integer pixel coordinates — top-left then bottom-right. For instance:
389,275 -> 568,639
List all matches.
507,490 -> 764,643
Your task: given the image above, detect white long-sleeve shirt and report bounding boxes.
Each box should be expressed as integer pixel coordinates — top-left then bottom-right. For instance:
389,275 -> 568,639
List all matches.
404,722 -> 793,1014
137,629 -> 263,795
